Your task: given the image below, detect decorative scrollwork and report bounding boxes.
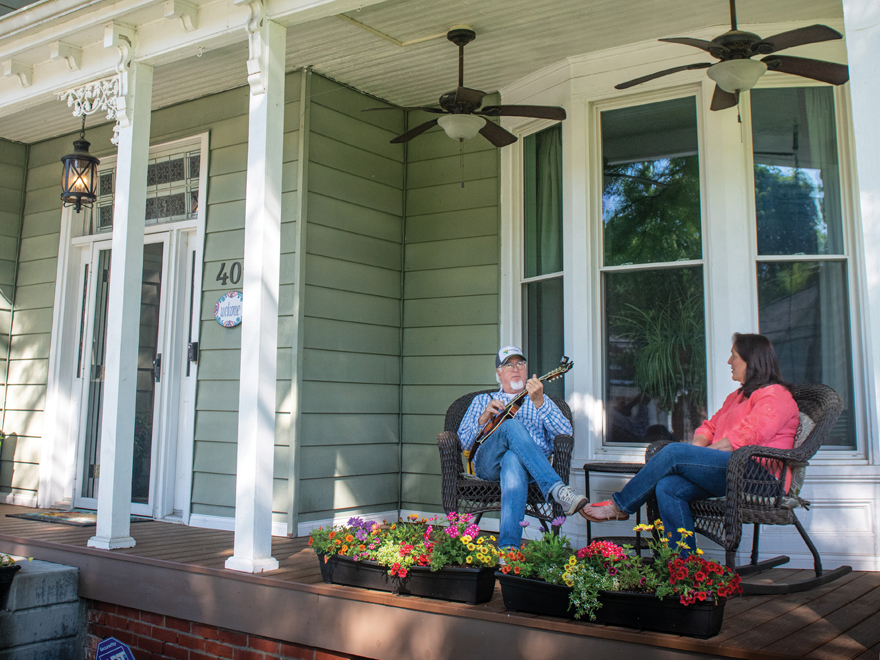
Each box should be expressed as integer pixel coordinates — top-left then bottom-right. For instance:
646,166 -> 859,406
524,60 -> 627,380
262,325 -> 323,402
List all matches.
58,76 -> 123,143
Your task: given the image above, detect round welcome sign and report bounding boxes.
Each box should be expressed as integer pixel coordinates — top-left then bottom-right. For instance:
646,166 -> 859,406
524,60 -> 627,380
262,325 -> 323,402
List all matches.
214,291 -> 243,327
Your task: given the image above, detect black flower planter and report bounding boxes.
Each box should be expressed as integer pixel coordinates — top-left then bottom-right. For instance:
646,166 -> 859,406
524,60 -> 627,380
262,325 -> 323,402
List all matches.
316,553 -> 495,605
0,564 -> 21,608
496,572 -> 726,639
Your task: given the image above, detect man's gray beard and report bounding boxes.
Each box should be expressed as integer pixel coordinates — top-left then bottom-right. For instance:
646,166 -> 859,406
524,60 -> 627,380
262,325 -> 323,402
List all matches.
510,379 -> 524,391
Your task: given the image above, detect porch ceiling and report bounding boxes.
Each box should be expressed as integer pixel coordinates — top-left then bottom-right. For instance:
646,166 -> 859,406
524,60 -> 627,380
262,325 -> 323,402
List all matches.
0,0 -> 843,144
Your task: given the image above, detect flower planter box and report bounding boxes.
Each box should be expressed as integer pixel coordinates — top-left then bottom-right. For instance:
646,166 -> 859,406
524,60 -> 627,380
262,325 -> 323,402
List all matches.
316,553 -> 495,605
0,564 -> 21,608
496,572 -> 726,639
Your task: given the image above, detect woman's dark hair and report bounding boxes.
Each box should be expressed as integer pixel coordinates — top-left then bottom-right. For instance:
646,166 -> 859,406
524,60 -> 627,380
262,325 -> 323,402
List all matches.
732,333 -> 791,397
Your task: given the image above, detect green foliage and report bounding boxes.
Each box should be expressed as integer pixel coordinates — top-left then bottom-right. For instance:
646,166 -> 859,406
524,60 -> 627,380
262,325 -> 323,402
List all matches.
755,164 -> 822,255
603,156 -> 702,267
613,285 -> 706,415
309,513 -> 500,578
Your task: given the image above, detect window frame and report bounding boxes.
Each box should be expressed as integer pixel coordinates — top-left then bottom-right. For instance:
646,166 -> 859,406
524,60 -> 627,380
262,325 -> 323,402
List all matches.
742,79 -> 870,463
591,84 -> 711,454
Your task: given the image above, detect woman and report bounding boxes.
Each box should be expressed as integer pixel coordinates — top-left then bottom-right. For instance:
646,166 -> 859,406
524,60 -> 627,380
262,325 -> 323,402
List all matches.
581,333 -> 799,552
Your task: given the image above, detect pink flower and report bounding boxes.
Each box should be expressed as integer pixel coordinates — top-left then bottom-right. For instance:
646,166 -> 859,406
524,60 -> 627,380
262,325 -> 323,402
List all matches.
464,524 -> 480,538
445,526 -> 459,538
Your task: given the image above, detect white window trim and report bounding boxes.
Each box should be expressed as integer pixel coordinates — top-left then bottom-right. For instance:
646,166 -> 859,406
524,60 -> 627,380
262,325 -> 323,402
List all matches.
39,132 -> 210,513
741,83 -> 872,464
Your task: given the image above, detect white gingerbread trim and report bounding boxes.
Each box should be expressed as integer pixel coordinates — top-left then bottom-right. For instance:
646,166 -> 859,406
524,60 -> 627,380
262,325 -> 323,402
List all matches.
50,41 -> 82,71
57,75 -> 120,137
164,0 -> 199,32
234,0 -> 268,95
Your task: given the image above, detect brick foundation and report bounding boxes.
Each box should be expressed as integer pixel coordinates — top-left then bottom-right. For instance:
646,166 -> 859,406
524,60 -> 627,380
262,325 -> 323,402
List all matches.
85,600 -> 375,660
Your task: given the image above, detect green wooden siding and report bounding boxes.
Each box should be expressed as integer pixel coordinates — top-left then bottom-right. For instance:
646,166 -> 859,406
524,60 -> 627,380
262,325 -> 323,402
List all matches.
298,75 -> 404,523
0,138 -> 27,497
399,109 -> 501,512
193,73 -> 302,521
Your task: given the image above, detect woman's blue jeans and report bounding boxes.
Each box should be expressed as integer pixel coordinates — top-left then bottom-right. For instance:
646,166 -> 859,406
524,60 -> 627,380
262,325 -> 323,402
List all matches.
474,420 -> 564,549
612,443 -> 731,552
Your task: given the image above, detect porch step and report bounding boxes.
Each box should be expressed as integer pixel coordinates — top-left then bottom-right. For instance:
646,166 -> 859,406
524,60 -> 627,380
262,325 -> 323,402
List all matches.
0,560 -> 85,660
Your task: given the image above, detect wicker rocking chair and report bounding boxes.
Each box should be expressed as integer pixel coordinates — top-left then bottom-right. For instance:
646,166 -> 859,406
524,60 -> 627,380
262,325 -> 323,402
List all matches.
437,390 -> 574,533
646,383 -> 851,595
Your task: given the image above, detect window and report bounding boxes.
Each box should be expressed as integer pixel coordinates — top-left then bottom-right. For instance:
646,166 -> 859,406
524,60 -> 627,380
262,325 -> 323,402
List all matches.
522,124 -> 564,397
88,148 -> 201,235
751,86 -> 855,449
600,96 -> 707,443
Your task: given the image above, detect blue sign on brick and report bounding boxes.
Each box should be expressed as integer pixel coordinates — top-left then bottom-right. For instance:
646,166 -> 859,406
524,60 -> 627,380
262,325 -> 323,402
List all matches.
96,637 -> 136,660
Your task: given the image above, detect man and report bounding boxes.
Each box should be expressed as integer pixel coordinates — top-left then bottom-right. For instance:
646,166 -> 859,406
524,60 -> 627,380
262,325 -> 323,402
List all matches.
458,345 -> 588,549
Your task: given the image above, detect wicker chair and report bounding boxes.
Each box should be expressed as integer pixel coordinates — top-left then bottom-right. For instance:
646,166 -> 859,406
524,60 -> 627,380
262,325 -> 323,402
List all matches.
645,383 -> 851,595
437,390 -> 574,533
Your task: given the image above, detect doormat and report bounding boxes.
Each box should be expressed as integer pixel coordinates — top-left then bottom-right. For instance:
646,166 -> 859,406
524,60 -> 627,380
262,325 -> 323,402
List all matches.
6,510 -> 153,527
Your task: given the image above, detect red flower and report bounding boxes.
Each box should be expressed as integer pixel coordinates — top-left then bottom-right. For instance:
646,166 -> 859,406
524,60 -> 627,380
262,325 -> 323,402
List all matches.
399,568 -> 408,578
514,567 -> 521,575
501,566 -> 511,574
308,537 -> 313,546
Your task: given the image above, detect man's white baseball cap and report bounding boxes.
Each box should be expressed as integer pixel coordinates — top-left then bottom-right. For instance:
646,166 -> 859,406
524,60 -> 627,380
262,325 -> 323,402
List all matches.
496,345 -> 526,368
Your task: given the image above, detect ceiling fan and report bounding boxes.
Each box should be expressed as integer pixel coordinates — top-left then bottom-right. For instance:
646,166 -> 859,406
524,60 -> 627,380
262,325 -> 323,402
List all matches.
365,27 -> 566,147
614,0 -> 850,111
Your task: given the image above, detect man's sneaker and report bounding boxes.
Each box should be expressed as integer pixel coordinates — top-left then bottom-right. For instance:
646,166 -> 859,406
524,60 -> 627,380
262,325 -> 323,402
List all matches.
554,485 -> 589,516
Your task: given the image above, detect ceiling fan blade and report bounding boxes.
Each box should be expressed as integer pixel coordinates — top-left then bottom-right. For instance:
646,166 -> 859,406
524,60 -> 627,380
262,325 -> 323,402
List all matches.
659,37 -> 717,53
389,118 -> 440,144
710,85 -> 739,111
363,106 -> 445,114
755,24 -> 842,54
477,105 -> 566,121
762,55 -> 849,86
615,62 -> 712,90
479,120 -> 518,148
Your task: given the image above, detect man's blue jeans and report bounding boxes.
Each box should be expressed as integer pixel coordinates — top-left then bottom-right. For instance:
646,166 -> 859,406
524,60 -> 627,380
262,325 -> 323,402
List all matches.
613,443 -> 731,552
473,419 -> 564,549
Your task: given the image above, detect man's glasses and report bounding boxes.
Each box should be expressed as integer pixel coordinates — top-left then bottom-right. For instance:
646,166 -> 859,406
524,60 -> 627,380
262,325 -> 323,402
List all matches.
499,360 -> 528,371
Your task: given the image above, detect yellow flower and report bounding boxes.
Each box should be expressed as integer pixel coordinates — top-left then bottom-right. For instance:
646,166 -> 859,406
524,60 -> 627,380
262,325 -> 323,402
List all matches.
477,537 -> 484,544
696,548 -> 704,556
678,542 -> 691,550
660,537 -> 669,545
677,527 -> 688,534
467,543 -> 476,551
564,579 -> 574,587
568,556 -> 577,566
466,556 -> 473,564
490,536 -> 496,541
460,535 -> 472,544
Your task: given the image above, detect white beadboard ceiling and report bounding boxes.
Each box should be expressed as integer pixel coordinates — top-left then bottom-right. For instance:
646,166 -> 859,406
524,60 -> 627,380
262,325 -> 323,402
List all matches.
0,0 -> 843,144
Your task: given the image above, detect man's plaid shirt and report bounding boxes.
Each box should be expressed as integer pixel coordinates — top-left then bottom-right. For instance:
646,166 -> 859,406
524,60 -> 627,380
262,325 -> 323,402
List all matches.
458,389 -> 572,457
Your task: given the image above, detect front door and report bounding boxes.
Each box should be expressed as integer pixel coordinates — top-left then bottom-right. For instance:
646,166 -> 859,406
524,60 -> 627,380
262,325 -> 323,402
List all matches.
74,236 -> 169,515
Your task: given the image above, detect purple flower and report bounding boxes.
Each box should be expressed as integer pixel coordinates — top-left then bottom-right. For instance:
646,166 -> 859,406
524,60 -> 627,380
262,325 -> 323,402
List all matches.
639,577 -> 647,586
519,521 -> 530,528
551,516 -> 566,527
347,517 -> 363,527
608,567 -> 618,576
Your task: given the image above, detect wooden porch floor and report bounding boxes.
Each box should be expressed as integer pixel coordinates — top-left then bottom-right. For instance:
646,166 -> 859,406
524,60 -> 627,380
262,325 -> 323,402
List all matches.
0,503 -> 877,660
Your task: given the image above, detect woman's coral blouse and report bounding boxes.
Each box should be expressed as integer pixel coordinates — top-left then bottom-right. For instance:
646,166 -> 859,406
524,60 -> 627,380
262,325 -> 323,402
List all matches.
695,384 -> 799,489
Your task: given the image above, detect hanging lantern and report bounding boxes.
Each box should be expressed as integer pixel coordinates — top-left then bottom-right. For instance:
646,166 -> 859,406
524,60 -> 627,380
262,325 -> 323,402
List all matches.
60,115 -> 99,213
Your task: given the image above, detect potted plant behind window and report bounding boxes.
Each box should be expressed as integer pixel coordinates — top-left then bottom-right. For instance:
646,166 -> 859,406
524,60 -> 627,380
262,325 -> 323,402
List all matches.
612,287 -> 707,440
496,519 -> 741,639
309,512 -> 499,605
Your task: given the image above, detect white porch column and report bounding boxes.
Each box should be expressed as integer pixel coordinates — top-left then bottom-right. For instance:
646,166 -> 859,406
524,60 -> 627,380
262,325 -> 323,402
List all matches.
89,26 -> 152,550
225,0 -> 285,573
842,1 -> 880,452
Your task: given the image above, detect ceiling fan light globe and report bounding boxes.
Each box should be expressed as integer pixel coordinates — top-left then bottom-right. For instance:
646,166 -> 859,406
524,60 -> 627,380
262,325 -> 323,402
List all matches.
707,59 -> 767,92
437,114 -> 486,140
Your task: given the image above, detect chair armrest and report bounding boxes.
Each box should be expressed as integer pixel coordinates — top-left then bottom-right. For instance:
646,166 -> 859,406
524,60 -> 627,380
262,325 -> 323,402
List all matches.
438,431 -> 464,514
551,434 -> 574,485
646,439 -> 675,462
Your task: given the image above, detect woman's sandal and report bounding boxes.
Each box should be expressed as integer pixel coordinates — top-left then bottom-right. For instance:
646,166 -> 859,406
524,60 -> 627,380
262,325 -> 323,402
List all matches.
579,500 -> 630,522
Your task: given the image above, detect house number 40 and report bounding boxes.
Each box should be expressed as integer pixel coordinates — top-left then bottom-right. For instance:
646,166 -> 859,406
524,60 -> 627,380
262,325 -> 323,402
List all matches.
215,261 -> 242,286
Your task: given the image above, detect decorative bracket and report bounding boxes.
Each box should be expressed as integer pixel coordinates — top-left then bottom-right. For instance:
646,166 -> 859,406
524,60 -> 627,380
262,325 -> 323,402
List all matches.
58,75 -> 121,122
50,41 -> 82,71
104,22 -> 136,144
164,0 -> 199,33
234,0 -> 268,95
2,59 -> 32,88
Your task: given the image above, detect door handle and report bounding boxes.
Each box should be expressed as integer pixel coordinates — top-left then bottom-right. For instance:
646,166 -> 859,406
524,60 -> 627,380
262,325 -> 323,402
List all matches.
153,354 -> 162,382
